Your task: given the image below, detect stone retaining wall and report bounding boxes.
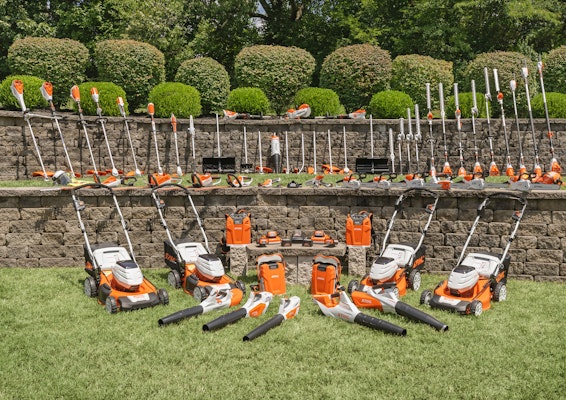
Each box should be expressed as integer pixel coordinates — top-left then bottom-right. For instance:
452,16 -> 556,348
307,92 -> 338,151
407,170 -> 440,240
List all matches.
1,186 -> 564,283
0,110 -> 564,180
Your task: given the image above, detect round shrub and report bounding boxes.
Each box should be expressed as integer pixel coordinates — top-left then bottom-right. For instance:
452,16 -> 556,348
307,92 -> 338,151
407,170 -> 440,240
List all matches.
0,75 -> 47,110
391,55 -> 453,111
531,92 -> 566,118
175,57 -> 230,115
541,46 -> 566,93
147,82 -> 201,118
368,91 -> 413,119
7,37 -> 89,106
94,40 -> 165,110
462,51 -> 537,117
445,92 -> 487,118
234,45 -> 315,114
69,82 -> 128,116
226,87 -> 271,115
320,44 -> 392,112
293,87 -> 344,117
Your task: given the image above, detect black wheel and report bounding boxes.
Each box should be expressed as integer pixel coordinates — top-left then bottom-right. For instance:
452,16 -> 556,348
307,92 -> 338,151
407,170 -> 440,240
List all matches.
167,270 -> 181,289
105,296 -> 118,314
193,286 -> 207,302
235,280 -> 246,294
408,269 -> 422,291
493,281 -> 507,302
347,279 -> 359,294
420,289 -> 432,306
84,276 -> 98,298
469,300 -> 483,316
158,288 -> 169,305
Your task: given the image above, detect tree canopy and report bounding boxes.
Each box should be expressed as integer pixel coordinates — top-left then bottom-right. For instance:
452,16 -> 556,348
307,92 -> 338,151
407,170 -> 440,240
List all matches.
1,0 -> 565,82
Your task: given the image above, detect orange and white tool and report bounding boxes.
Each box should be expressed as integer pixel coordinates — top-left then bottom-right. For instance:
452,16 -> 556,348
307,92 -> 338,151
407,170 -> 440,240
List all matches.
117,96 -> 142,177
202,291 -> 273,331
243,296 -> 301,341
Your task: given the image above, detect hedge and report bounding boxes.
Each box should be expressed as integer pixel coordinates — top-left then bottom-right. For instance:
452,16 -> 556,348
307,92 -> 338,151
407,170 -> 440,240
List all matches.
320,44 -> 392,112
368,90 -> 413,119
147,82 -> 201,118
293,87 -> 344,117
0,75 -> 48,111
226,87 -> 271,115
69,82 -> 128,117
175,57 -> 230,115
234,45 -> 315,114
94,40 -> 165,110
7,37 -> 89,106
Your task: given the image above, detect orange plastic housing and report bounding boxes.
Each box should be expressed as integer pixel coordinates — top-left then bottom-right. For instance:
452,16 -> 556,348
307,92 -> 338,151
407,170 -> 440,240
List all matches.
345,211 -> 373,246
225,210 -> 251,245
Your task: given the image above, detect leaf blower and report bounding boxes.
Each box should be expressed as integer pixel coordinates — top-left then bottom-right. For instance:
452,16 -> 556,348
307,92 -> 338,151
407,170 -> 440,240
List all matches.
313,290 -> 406,336
202,291 -> 273,331
158,287 -> 242,326
348,284 -> 448,331
243,296 -> 301,341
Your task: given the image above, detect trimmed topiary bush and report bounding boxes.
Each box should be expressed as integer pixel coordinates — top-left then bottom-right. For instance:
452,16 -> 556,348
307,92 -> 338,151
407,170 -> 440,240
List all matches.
293,87 -> 344,117
532,92 -> 566,118
94,40 -> 165,110
226,87 -> 271,115
445,92 -> 487,118
7,37 -> 89,106
462,51 -> 537,117
368,90 -> 413,119
542,46 -> 566,93
69,82 -> 128,116
320,44 -> 392,112
0,75 -> 47,110
391,55 -> 453,111
234,45 -> 315,114
175,57 -> 230,115
147,82 -> 201,118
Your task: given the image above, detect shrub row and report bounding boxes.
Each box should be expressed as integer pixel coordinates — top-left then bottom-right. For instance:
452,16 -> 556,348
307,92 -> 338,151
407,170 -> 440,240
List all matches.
5,37 -> 566,118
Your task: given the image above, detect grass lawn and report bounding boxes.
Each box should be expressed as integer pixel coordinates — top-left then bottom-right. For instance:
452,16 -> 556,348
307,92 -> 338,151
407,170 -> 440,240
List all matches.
0,268 -> 564,400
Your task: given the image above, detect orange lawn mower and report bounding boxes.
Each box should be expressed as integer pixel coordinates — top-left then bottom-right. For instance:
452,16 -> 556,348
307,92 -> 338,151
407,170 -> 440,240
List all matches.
73,183 -> 169,313
420,193 -> 527,316
150,182 -> 245,302
348,188 -> 439,299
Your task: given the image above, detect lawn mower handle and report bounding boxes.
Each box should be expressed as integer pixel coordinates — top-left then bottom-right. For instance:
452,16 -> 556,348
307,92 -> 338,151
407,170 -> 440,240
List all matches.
353,313 -> 407,336
158,305 -> 204,326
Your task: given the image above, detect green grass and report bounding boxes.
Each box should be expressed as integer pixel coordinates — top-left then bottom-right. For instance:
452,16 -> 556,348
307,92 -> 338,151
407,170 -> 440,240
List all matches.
0,172 -> 525,189
0,268 -> 564,400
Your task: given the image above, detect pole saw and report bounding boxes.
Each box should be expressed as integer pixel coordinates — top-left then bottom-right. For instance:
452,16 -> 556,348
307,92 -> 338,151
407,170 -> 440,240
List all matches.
470,79 -> 483,175
510,78 -> 527,174
453,83 -> 466,176
406,108 -> 413,174
521,63 -> 543,177
116,96 -> 142,177
493,68 -> 514,177
170,114 -> 183,177
438,82 -> 452,176
426,83 -> 437,181
414,104 -> 422,172
537,57 -> 561,173
484,67 -> 500,176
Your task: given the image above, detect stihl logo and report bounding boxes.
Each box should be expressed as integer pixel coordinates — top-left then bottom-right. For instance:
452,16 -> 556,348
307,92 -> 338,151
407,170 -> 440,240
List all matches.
361,299 -> 372,304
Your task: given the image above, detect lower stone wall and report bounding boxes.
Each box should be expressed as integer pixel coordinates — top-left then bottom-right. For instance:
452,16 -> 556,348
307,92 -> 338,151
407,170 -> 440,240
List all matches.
1,186 -> 564,283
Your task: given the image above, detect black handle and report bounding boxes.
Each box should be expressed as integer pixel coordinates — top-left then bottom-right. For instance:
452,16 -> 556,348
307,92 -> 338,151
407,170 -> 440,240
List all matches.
354,313 -> 407,336
243,314 -> 285,341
